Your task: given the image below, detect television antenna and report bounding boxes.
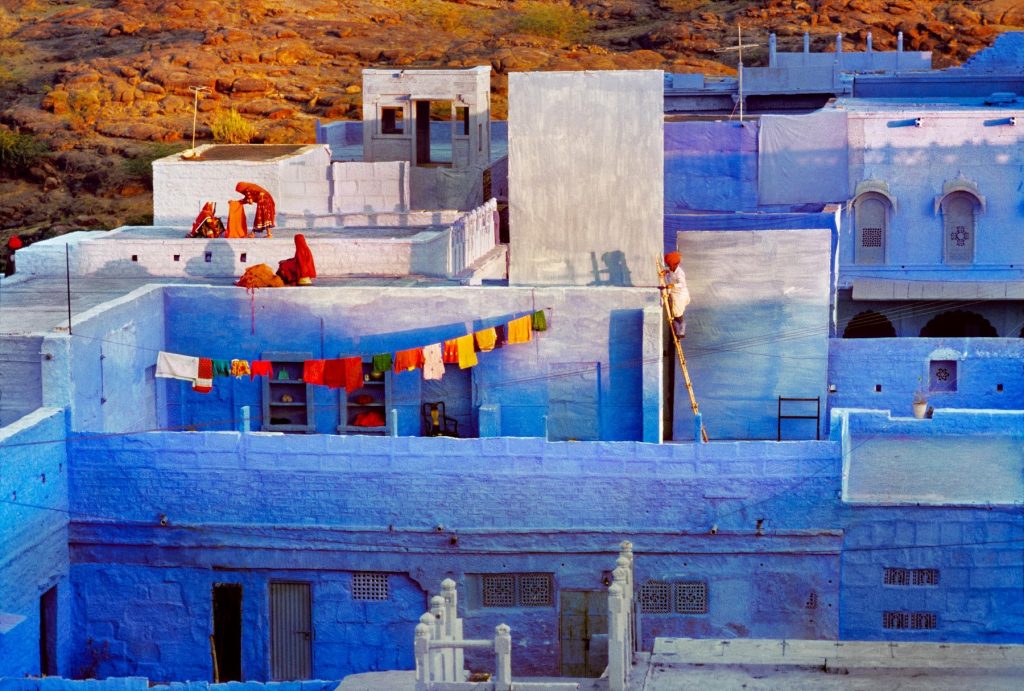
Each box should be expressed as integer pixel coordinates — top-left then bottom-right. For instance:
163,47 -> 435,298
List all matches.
714,25 -> 759,122
185,86 -> 210,158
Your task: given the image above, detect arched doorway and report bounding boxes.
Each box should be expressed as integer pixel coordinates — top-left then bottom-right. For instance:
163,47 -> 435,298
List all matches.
843,310 -> 897,338
919,310 -> 997,337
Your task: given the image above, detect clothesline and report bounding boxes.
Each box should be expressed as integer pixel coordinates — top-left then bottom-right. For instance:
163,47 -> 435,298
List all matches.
155,310 -> 548,394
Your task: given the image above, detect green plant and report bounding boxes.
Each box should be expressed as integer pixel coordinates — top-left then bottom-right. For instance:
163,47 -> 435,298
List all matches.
513,1 -> 591,42
65,87 -> 108,132
121,143 -> 187,185
0,128 -> 48,174
211,108 -> 257,144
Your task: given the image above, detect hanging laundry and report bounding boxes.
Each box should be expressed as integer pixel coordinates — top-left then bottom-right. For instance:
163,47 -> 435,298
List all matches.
372,353 -> 393,374
250,360 -> 272,380
474,328 -> 497,352
442,339 -> 460,364
212,359 -> 232,378
193,358 -> 213,394
230,360 -> 251,378
507,315 -> 533,344
532,309 -> 548,332
224,199 -> 248,238
156,352 -> 199,383
341,356 -> 363,392
303,360 -> 325,385
394,348 -> 425,372
422,344 -> 445,381
456,334 -> 477,369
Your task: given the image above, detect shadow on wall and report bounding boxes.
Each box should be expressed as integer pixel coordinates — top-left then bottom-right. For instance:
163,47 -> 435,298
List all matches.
589,251 -> 633,286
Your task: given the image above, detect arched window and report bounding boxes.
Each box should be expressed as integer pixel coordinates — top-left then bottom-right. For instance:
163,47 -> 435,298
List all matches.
919,310 -> 997,338
940,191 -> 979,264
843,310 -> 897,338
852,189 -> 892,265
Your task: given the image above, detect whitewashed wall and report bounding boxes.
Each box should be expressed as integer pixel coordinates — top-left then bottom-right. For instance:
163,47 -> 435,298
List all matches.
508,71 -> 664,286
330,161 -> 410,213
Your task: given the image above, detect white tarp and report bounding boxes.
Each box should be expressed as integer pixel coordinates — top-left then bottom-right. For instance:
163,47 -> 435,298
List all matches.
758,111 -> 849,205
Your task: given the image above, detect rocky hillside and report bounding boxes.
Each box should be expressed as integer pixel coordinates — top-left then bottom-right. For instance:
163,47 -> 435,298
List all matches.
0,0 -> 1021,245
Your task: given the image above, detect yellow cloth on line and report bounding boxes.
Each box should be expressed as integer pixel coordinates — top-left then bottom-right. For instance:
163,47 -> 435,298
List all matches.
475,328 -> 497,352
506,315 -> 533,344
456,334 -> 478,369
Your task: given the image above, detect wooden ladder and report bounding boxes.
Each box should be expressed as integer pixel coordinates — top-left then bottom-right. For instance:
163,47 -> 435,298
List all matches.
657,258 -> 708,442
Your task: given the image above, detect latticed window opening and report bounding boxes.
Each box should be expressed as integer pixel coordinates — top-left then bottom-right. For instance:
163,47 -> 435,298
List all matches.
883,611 -> 937,630
861,227 -> 883,247
639,580 -> 671,614
482,574 -> 516,607
518,573 -> 553,607
885,567 -> 939,586
883,567 -> 909,585
674,581 -> 708,615
912,568 -> 940,586
352,572 -> 389,601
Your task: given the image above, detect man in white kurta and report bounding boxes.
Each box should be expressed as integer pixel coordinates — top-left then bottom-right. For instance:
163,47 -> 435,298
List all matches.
662,251 -> 690,338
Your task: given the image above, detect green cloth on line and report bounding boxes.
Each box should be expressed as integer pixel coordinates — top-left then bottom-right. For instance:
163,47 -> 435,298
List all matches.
531,309 -> 547,332
372,353 -> 393,373
212,359 -> 232,377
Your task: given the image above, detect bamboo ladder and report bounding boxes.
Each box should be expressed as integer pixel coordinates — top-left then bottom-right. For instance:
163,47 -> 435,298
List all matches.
656,257 -> 709,442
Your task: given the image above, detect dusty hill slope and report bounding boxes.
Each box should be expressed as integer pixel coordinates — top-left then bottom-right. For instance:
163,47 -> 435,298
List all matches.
0,0 -> 1021,245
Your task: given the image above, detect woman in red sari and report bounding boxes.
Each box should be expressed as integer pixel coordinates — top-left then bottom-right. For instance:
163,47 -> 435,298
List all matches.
277,234 -> 317,285
235,181 -> 276,237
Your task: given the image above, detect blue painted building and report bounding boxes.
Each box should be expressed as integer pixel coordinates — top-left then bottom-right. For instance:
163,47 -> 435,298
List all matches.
2,34 -> 1024,683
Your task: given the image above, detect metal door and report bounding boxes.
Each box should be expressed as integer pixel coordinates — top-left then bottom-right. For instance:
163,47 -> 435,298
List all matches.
270,582 -> 312,679
559,590 -> 608,677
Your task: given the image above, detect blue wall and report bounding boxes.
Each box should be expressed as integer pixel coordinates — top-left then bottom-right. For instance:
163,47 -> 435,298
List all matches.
0,408 -> 72,677
160,286 -> 661,442
66,431 -> 844,678
664,121 -> 759,214
0,677 -> 339,691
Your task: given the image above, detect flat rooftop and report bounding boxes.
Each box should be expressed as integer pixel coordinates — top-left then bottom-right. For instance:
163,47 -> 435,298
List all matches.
179,144 -> 309,161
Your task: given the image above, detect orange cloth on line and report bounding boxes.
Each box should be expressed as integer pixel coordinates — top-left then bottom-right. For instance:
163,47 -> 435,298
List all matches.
474,328 -> 497,352
506,315 -> 533,344
230,359 -> 250,378
303,360 -> 325,385
393,348 -> 425,372
225,199 -> 248,238
456,334 -> 477,369
442,339 -> 460,364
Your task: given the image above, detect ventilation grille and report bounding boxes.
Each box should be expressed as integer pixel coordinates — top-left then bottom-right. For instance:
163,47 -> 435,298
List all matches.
883,610 -> 937,630
352,572 -> 389,601
674,581 -> 708,615
518,573 -> 553,607
884,567 -> 940,586
479,573 -> 552,608
639,580 -> 671,614
861,227 -> 883,247
482,574 -> 516,608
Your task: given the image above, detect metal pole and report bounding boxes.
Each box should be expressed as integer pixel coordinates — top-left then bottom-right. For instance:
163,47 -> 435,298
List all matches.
65,243 -> 72,335
738,25 -> 744,123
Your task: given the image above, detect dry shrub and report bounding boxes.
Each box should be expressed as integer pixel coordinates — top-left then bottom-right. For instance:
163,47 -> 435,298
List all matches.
211,108 -> 257,144
513,1 -> 591,42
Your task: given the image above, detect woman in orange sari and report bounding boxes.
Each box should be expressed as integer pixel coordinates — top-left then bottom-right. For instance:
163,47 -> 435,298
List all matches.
276,234 -> 317,286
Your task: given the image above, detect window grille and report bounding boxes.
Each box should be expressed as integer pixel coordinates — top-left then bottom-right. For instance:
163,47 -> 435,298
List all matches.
883,567 -> 909,586
674,581 -> 708,615
352,572 -> 389,601
912,569 -> 940,586
861,227 -> 883,247
518,573 -> 553,607
806,591 -> 818,610
639,580 -> 671,614
481,574 -> 516,608
883,611 -> 937,630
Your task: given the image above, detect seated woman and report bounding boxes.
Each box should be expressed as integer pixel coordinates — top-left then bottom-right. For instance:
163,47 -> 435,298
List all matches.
276,234 -> 317,286
235,182 -> 276,237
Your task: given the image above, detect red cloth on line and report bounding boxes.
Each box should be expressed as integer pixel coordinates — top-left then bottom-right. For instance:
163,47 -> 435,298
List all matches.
303,360 -> 325,385
442,339 -> 460,364
192,358 -> 213,394
393,348 -> 424,372
249,360 -> 272,380
323,357 -> 362,391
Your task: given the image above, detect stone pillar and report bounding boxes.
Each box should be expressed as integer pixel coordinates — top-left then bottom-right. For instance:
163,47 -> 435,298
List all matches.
414,621 -> 431,691
430,595 -> 448,680
608,582 -> 625,691
768,33 -> 777,68
494,624 -> 512,691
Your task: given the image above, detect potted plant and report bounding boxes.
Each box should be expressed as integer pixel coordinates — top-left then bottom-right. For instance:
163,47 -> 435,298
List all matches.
913,378 -> 928,419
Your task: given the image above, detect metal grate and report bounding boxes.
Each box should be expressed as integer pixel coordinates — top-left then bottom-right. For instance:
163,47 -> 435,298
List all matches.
883,611 -> 937,630
639,580 -> 671,614
806,591 -> 818,610
883,567 -> 909,585
518,573 -> 553,607
912,569 -> 940,586
861,227 -> 883,247
482,574 -> 516,608
674,581 -> 708,615
351,572 -> 389,601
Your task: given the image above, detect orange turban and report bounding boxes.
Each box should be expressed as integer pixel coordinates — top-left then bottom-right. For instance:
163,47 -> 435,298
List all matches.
664,251 -> 681,269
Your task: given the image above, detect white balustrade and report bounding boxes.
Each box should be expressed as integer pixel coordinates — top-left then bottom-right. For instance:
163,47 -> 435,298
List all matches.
446,198 -> 497,277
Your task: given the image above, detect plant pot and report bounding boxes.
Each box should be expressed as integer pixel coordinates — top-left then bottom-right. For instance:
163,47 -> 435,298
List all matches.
912,401 -> 927,419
